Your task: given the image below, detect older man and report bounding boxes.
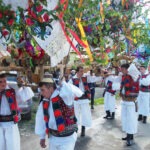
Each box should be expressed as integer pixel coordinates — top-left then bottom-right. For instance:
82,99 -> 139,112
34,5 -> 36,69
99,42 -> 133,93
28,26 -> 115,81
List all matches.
0,71 -> 20,150
35,75 -> 83,150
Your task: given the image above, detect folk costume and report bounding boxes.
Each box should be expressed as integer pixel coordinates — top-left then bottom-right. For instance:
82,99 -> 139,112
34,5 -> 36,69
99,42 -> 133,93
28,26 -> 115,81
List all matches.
35,80 -> 83,150
69,74 -> 101,136
86,72 -> 102,109
137,71 -> 150,123
103,74 -> 121,119
120,74 -> 139,146
0,86 -> 20,150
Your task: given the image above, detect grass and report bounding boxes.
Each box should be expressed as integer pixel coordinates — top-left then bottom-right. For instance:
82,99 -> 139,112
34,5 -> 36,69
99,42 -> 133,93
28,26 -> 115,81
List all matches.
94,97 -> 104,105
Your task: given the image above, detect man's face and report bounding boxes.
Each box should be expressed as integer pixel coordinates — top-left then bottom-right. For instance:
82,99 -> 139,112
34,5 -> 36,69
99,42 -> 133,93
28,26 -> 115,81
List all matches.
77,68 -> 84,78
40,85 -> 53,99
0,77 -> 7,91
121,67 -> 128,75
140,67 -> 146,74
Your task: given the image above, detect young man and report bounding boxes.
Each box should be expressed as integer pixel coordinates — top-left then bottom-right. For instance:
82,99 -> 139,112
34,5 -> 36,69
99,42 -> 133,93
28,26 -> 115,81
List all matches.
0,71 -> 20,150
69,66 -> 102,136
103,68 -> 119,120
137,64 -> 150,123
120,64 -> 139,146
87,69 -> 102,109
35,75 -> 83,150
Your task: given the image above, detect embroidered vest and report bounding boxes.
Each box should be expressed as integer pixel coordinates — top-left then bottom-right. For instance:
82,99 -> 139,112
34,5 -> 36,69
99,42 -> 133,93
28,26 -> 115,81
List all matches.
0,88 -> 19,123
106,80 -> 116,95
72,77 -> 91,100
139,74 -> 150,92
43,95 -> 78,137
120,75 -> 139,98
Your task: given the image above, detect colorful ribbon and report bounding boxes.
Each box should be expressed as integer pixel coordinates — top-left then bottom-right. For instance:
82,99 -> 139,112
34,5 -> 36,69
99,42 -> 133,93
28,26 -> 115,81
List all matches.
75,0 -> 93,62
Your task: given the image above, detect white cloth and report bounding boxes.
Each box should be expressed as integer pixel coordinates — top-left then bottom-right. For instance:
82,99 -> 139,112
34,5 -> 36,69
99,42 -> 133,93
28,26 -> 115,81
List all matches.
16,86 -> 34,103
137,92 -> 150,116
74,101 -> 92,127
104,92 -> 116,112
86,74 -> 102,83
0,86 -> 13,115
69,75 -> 92,127
0,123 -> 20,150
49,132 -> 77,150
121,101 -> 138,134
137,73 -> 150,116
0,86 -> 20,150
35,81 -> 83,141
0,95 -> 11,116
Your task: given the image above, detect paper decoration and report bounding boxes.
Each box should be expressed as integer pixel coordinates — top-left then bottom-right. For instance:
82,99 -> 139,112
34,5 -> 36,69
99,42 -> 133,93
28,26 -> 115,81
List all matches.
128,63 -> 141,81
3,0 -> 28,11
34,20 -> 77,67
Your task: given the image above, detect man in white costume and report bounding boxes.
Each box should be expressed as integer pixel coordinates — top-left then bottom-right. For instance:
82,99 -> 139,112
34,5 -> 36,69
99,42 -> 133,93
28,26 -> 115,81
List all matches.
35,75 -> 83,150
120,64 -> 139,146
0,71 -> 20,150
69,66 -> 102,136
86,69 -> 103,109
137,63 -> 150,124
103,68 -> 120,120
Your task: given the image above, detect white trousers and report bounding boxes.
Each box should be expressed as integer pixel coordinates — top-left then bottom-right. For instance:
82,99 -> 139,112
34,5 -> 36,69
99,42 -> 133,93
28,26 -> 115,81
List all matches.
137,91 -> 150,116
121,101 -> 138,134
104,92 -> 116,112
49,132 -> 77,150
0,123 -> 20,150
74,100 -> 92,127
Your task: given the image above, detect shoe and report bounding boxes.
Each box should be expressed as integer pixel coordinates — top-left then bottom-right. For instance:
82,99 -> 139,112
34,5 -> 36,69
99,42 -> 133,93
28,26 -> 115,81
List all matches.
126,134 -> 133,146
109,112 -> 115,120
122,134 -> 133,141
103,111 -> 111,119
143,116 -> 147,124
126,140 -> 132,146
138,115 -> 143,121
81,126 -> 85,137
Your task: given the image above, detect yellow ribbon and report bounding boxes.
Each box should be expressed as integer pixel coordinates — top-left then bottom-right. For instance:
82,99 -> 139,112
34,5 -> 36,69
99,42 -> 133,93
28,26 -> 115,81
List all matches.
75,0 -> 93,62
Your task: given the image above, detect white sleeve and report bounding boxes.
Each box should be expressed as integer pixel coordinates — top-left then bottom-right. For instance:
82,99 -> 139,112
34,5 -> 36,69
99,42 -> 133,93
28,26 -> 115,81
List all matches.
59,81 -> 83,105
91,76 -> 103,83
35,102 -> 46,139
140,75 -> 150,86
68,79 -> 73,84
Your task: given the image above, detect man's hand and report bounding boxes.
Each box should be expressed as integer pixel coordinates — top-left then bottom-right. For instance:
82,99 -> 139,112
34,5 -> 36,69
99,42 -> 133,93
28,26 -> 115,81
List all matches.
40,139 -> 46,148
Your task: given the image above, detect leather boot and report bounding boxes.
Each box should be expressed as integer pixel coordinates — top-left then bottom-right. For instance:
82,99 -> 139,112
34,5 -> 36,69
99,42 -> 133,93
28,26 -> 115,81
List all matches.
138,114 -> 143,121
109,112 -> 115,120
103,111 -> 111,119
143,116 -> 147,124
126,134 -> 132,146
122,134 -> 133,141
81,126 -> 85,137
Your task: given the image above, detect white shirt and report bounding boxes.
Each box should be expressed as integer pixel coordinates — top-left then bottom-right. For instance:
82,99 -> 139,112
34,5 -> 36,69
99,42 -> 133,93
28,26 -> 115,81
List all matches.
139,71 -> 150,86
0,86 -> 14,127
35,81 -> 83,139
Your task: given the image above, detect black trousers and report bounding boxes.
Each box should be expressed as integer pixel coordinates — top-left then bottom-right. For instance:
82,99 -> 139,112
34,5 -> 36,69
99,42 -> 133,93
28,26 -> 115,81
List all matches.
90,88 -> 95,106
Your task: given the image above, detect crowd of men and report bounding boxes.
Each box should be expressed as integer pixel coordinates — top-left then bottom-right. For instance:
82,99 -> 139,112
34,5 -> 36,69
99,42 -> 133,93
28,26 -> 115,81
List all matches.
0,62 -> 150,150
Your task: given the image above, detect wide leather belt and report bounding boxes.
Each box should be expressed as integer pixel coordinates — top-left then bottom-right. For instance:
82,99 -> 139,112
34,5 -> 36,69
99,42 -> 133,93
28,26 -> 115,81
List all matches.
49,129 -> 75,137
122,96 -> 136,102
0,115 -> 13,122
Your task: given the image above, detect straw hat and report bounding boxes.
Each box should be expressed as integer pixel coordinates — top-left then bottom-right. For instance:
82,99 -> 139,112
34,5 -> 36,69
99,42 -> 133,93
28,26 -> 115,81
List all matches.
41,73 -> 54,84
